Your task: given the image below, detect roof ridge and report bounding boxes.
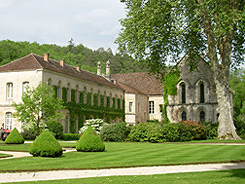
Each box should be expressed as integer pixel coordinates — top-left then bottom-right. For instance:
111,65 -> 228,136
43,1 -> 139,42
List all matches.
30,53 -> 44,69
0,53 -> 33,68
117,81 -> 147,95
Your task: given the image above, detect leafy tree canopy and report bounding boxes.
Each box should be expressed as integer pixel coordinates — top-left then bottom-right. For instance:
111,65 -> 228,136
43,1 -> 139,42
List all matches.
13,83 -> 64,136
117,0 -> 245,140
0,39 -> 149,74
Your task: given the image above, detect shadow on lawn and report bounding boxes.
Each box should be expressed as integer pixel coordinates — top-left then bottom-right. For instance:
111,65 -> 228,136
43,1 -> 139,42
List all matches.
219,162 -> 245,179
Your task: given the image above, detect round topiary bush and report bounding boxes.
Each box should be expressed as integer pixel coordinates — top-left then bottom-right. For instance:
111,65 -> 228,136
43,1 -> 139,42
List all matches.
76,126 -> 105,152
5,128 -> 25,144
29,130 -> 63,157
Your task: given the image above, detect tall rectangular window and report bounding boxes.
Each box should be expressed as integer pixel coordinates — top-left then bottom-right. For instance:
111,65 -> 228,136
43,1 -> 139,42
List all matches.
5,112 -> 13,130
129,102 -> 133,112
7,83 -> 13,99
159,104 -> 163,113
149,101 -> 154,114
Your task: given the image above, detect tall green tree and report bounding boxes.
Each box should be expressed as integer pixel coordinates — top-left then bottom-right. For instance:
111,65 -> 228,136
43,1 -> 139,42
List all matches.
116,0 -> 245,139
13,83 -> 64,136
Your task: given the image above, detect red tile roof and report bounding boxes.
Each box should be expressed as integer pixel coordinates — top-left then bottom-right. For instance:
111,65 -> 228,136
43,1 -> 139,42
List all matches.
0,53 -> 122,90
111,72 -> 163,95
116,81 -> 147,95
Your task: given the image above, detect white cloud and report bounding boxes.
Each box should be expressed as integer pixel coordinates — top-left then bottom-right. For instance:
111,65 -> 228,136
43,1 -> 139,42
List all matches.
0,0 -> 13,9
99,25 -> 121,36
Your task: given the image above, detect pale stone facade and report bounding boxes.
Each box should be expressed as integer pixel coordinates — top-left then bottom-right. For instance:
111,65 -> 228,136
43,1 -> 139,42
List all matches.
148,95 -> 164,121
167,55 -> 218,123
0,53 -> 124,133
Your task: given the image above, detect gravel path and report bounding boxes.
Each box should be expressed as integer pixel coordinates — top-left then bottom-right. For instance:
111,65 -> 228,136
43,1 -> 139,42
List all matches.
0,163 -> 245,183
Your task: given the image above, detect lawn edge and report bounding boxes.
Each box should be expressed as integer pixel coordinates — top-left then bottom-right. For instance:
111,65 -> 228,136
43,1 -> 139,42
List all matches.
1,160 -> 245,173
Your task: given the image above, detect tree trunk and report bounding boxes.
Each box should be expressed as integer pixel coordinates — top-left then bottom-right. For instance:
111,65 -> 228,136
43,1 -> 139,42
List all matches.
37,117 -> 40,136
215,77 -> 241,140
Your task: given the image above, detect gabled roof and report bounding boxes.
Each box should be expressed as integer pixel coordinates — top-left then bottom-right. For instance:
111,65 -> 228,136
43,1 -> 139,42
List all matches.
116,81 -> 147,95
111,72 -> 164,95
0,53 -> 122,90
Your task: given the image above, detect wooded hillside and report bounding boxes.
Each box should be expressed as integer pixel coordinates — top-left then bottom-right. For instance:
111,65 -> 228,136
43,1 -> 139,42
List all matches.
0,40 -> 149,74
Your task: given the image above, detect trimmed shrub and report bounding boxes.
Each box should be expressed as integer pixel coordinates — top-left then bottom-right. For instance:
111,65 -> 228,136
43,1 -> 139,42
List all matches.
181,121 -> 206,140
21,129 -> 36,140
202,122 -> 218,139
62,133 -> 80,140
162,123 -> 192,142
5,128 -> 24,144
128,122 -> 165,143
234,115 -> 245,139
100,122 -> 130,142
46,120 -> 63,139
76,126 -> 105,152
29,130 -> 63,157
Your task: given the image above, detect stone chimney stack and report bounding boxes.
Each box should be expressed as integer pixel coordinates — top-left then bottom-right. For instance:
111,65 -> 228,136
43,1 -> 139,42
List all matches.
106,60 -> 111,80
60,60 -> 65,67
44,53 -> 49,62
97,61 -> 101,75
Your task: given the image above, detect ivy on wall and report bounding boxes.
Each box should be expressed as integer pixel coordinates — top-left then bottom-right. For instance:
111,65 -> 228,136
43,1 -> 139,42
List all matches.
163,67 -> 180,122
57,87 -> 125,133
100,95 -> 104,107
93,94 -> 98,107
62,87 -> 67,102
53,85 -> 58,98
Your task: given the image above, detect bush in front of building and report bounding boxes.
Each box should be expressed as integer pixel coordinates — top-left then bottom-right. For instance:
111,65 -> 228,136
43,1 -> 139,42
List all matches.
202,122 -> 218,139
162,123 -> 192,142
128,122 -> 165,143
29,130 -> 63,157
100,122 -> 131,142
5,128 -> 25,144
21,129 -> 36,140
79,119 -> 104,135
46,120 -> 64,139
76,126 -> 105,152
181,121 -> 206,140
62,133 -> 80,140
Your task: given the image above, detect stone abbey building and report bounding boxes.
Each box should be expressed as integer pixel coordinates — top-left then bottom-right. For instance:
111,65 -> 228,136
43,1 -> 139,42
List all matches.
0,53 -> 218,133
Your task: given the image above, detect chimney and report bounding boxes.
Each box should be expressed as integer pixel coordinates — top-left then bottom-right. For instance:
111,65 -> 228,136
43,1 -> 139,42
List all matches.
60,60 -> 65,67
97,61 -> 101,75
44,53 -> 49,62
113,79 -> 117,85
106,60 -> 110,77
76,65 -> 81,72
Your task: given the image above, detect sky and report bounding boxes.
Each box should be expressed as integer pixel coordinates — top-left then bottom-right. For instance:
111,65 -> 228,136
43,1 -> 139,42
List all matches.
0,0 -> 126,53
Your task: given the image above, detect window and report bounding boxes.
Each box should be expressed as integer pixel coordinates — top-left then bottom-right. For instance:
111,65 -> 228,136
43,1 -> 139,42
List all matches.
5,112 -> 13,130
181,111 -> 187,121
22,82 -> 29,94
159,104 -> 163,113
200,83 -> 205,103
6,83 -> 13,99
181,83 -> 186,104
200,111 -> 205,121
129,102 -> 133,112
149,101 -> 154,114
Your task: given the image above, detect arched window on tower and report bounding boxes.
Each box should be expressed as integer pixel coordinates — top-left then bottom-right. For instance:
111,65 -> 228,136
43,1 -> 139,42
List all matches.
181,111 -> 187,121
200,83 -> 205,103
200,111 -> 205,121
181,83 -> 186,104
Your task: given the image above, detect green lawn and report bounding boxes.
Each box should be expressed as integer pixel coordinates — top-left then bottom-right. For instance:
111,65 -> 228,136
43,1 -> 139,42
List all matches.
0,153 -> 12,158
6,169 -> 245,184
0,143 -> 31,152
0,142 -> 245,172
